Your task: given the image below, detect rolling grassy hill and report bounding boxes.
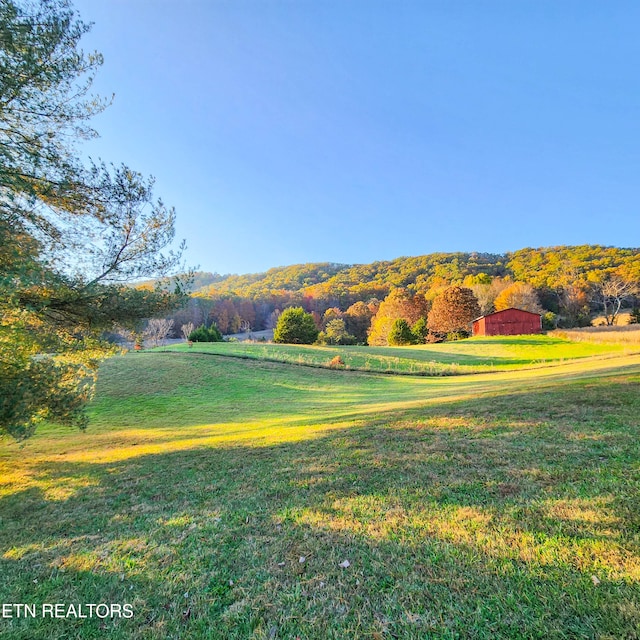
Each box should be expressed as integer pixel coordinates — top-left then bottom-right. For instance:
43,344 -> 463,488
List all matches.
1,339 -> 640,638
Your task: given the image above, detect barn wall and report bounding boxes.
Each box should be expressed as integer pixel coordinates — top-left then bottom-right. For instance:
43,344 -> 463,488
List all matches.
473,309 -> 541,336
472,317 -> 486,336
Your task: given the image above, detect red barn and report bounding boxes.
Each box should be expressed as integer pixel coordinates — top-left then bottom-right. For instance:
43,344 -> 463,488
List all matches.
472,308 -> 542,336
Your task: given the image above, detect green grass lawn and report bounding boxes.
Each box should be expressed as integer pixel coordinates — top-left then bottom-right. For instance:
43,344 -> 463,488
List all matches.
1,349 -> 640,638
160,334 -> 635,376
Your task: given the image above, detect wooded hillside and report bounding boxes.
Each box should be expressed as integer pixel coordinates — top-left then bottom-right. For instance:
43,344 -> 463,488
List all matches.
156,245 -> 640,338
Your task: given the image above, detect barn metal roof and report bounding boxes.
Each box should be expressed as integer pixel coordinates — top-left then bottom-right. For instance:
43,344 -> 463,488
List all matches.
472,307 -> 542,322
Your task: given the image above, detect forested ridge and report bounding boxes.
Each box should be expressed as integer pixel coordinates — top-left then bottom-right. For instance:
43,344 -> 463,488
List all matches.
187,246 -> 638,298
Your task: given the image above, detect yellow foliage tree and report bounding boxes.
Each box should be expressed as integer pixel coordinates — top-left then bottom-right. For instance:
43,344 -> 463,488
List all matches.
368,289 -> 427,345
494,282 -> 543,314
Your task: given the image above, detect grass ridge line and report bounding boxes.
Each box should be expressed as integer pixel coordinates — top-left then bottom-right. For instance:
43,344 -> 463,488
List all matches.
150,346 -> 640,378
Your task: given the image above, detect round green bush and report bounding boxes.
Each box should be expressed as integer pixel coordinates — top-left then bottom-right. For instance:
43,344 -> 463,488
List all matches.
273,308 -> 319,344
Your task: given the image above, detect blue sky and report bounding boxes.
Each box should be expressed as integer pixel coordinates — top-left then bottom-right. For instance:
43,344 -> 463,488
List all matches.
73,0 -> 640,275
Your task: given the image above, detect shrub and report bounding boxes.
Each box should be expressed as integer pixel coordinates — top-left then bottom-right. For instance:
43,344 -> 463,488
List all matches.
188,324 -> 223,342
273,308 -> 319,344
630,308 -> 640,324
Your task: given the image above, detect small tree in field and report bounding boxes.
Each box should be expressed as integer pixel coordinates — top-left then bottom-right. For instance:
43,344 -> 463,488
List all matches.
273,308 -> 319,344
144,318 -> 174,347
388,319 -> 416,345
411,317 -> 429,343
181,322 -> 195,341
427,286 -> 480,338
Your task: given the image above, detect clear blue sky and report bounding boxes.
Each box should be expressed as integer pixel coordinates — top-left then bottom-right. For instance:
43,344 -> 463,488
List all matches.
73,0 -> 640,275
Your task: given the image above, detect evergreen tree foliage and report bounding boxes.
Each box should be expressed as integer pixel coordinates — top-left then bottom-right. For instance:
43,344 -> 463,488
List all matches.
273,308 -> 319,344
388,319 -> 416,345
188,324 -> 223,342
1,0 -> 185,439
411,317 -> 429,343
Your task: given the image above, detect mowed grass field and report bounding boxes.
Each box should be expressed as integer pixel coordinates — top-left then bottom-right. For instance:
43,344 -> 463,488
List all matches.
1,338 -> 640,639
161,334 -> 636,375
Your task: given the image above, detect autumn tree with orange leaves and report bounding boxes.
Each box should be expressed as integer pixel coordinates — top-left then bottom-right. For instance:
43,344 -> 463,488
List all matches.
427,286 -> 480,339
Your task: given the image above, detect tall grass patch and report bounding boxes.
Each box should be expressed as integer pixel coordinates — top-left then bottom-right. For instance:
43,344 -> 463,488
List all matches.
551,325 -> 640,345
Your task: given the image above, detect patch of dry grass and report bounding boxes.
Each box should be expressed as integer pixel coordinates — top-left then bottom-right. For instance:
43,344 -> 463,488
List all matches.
551,325 -> 640,344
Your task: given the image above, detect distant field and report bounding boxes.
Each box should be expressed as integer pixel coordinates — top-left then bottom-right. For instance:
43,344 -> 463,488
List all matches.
2,351 -> 640,638
160,334 -> 634,375
551,325 -> 640,344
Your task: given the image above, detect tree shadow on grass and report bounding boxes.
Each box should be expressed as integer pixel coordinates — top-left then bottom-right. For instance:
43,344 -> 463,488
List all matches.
1,378 -> 640,639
